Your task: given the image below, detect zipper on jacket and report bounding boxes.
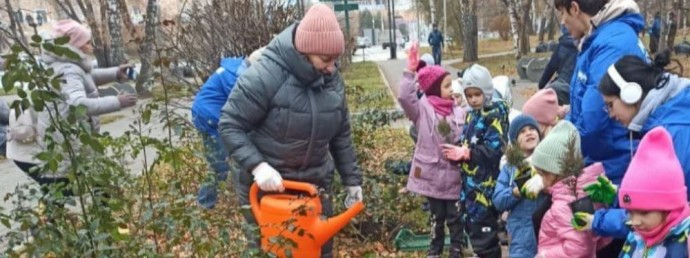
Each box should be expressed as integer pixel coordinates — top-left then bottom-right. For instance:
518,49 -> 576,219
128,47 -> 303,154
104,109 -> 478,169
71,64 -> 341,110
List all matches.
300,89 -> 318,170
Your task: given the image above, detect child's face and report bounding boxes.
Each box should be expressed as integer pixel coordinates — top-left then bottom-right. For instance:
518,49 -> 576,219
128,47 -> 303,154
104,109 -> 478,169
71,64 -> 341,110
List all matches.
464,87 -> 485,110
628,210 -> 668,231
517,126 -> 540,153
440,75 -> 453,100
452,93 -> 464,106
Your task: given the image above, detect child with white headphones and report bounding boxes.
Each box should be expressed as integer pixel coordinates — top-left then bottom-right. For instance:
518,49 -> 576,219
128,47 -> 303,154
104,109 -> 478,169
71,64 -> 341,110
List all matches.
582,49 -> 690,245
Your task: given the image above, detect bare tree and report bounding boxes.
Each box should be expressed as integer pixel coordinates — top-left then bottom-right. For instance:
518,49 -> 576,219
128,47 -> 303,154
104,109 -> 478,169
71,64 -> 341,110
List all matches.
106,0 -> 126,65
135,0 -> 157,97
503,0 -> 531,59
460,0 -> 478,61
3,0 -> 28,46
52,0 -> 82,21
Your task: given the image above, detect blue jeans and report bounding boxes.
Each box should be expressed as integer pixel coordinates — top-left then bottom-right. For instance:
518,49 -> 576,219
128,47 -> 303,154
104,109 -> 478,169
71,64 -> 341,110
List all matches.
432,46 -> 442,65
197,132 -> 232,209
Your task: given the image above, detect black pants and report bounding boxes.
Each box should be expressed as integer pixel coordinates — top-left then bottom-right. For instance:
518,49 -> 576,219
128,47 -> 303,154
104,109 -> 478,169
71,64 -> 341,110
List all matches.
464,204 -> 502,258
650,36 -> 659,54
237,183 -> 334,257
15,161 -> 73,196
427,197 -> 463,255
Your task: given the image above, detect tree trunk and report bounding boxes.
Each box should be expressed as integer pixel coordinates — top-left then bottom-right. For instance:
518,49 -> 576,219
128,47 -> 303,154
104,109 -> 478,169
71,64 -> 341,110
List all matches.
547,6 -> 557,40
460,0 -> 478,62
117,0 -> 135,33
538,16 -> 547,42
135,0 -> 157,97
52,0 -> 81,21
659,1 -> 668,50
75,0 -> 109,67
107,0 -> 126,65
4,0 -> 28,46
503,0 -> 521,58
429,0 -> 436,25
519,0 -> 533,55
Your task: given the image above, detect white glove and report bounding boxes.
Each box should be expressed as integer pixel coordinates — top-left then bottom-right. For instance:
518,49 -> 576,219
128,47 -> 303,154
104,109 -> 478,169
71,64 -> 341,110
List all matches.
344,186 -> 363,208
251,162 -> 284,192
521,174 -> 544,200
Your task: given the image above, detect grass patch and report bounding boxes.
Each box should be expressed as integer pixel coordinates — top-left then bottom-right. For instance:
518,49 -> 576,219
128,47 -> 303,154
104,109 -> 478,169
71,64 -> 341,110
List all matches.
419,36 -> 545,61
342,61 -> 395,111
100,114 -> 125,125
450,52 -> 551,77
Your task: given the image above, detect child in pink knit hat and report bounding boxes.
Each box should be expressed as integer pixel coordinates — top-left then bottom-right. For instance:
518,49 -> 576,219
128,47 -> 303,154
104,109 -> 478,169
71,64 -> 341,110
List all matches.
522,88 -> 569,136
397,42 -> 466,257
617,127 -> 690,257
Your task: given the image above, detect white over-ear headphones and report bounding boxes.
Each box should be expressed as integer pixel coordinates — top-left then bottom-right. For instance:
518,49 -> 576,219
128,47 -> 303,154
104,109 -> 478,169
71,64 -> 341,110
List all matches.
607,64 -> 643,104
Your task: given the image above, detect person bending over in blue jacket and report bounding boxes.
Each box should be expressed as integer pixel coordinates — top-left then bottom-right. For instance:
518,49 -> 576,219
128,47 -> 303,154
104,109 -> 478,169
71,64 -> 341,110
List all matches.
492,114 -> 546,258
191,48 -> 264,209
555,0 -> 649,255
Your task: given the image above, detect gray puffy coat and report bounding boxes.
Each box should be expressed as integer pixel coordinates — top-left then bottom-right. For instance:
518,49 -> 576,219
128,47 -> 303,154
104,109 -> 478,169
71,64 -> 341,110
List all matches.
218,23 -> 362,189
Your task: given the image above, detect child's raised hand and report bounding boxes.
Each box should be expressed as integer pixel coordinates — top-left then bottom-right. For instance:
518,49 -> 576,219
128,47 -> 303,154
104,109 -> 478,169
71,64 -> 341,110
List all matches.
406,41 -> 420,72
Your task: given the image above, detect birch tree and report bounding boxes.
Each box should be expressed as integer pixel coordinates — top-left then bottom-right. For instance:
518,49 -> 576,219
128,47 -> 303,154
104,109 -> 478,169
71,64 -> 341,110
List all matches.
459,0 -> 478,61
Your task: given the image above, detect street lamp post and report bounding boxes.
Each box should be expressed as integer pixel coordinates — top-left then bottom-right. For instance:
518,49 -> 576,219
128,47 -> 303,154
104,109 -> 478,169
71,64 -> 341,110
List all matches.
387,0 -> 396,59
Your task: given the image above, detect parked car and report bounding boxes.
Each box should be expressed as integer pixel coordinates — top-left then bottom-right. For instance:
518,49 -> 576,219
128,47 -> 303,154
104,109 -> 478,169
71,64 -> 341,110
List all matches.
356,37 -> 372,48
380,29 -> 405,50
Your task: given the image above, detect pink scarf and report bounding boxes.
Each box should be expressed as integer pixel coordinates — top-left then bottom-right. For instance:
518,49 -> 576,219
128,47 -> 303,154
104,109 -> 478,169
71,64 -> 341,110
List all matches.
637,205 -> 690,247
427,96 -> 455,116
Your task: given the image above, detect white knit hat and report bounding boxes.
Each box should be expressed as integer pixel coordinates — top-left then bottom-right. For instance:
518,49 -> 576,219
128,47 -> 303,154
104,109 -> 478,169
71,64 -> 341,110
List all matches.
462,64 -> 494,100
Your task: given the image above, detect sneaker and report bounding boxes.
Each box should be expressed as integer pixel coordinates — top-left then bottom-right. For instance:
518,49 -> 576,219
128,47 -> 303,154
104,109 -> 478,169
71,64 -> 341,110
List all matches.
421,201 -> 430,212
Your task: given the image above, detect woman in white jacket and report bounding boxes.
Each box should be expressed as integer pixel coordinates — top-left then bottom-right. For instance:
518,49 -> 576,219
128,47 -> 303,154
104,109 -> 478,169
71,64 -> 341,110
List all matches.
6,20 -> 137,190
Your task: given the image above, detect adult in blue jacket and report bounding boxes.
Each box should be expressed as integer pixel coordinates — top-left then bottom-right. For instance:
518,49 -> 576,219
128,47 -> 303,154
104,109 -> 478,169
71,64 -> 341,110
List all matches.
557,0 -> 648,255
591,50 -> 690,241
191,49 -> 264,209
492,114 -> 546,258
561,0 -> 648,186
427,24 -> 444,65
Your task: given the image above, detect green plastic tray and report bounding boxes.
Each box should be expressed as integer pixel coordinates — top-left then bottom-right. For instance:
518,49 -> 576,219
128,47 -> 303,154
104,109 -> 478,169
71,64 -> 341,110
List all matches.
393,228 -> 450,252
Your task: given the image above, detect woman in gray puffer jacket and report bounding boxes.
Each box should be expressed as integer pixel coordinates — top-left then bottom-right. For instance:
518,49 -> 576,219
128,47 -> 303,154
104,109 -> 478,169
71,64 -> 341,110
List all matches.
6,20 -> 137,187
218,4 -> 363,256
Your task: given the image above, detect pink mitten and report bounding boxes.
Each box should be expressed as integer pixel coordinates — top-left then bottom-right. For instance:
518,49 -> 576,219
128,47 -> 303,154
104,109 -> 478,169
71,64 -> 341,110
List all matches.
406,41 -> 420,72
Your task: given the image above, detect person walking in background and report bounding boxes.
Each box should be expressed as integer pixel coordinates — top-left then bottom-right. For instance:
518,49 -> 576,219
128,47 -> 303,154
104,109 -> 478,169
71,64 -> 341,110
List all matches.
538,25 -> 578,105
428,24 -> 444,65
649,12 -> 661,54
398,42 -> 466,258
617,127 -> 690,257
218,4 -> 363,256
667,12 -> 677,51
191,47 -> 264,209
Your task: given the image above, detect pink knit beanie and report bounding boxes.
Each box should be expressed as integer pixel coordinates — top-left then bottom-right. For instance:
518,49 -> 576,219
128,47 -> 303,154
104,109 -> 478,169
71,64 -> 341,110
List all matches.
417,66 -> 449,96
52,20 -> 91,49
295,4 -> 344,56
522,88 -> 565,126
619,127 -> 687,211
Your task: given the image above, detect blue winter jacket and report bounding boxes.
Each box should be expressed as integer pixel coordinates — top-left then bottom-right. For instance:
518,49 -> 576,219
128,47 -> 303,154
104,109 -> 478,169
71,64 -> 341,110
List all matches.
567,13 -> 648,185
191,57 -> 247,136
492,164 -> 545,258
592,78 -> 690,239
649,16 -> 662,38
428,30 -> 444,48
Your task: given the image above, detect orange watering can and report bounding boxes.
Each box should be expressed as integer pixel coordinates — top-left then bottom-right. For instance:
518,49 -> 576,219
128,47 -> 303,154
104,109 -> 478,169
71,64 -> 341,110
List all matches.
250,180 -> 365,257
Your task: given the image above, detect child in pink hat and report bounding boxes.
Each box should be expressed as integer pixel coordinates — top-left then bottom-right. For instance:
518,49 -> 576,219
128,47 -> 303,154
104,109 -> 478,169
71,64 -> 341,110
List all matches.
617,127 -> 690,257
522,88 -> 569,137
398,42 -> 466,257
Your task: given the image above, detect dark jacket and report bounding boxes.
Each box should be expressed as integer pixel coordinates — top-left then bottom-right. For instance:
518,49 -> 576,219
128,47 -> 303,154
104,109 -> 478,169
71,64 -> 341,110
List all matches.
538,32 -> 577,90
218,23 -> 362,189
428,30 -> 444,48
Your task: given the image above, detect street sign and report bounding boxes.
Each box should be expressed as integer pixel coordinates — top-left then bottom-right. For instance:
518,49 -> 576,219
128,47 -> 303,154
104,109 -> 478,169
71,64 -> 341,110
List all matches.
334,3 -> 359,11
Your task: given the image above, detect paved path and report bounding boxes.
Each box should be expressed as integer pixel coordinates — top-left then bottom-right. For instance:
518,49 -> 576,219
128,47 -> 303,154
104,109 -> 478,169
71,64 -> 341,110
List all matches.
377,53 -> 538,128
